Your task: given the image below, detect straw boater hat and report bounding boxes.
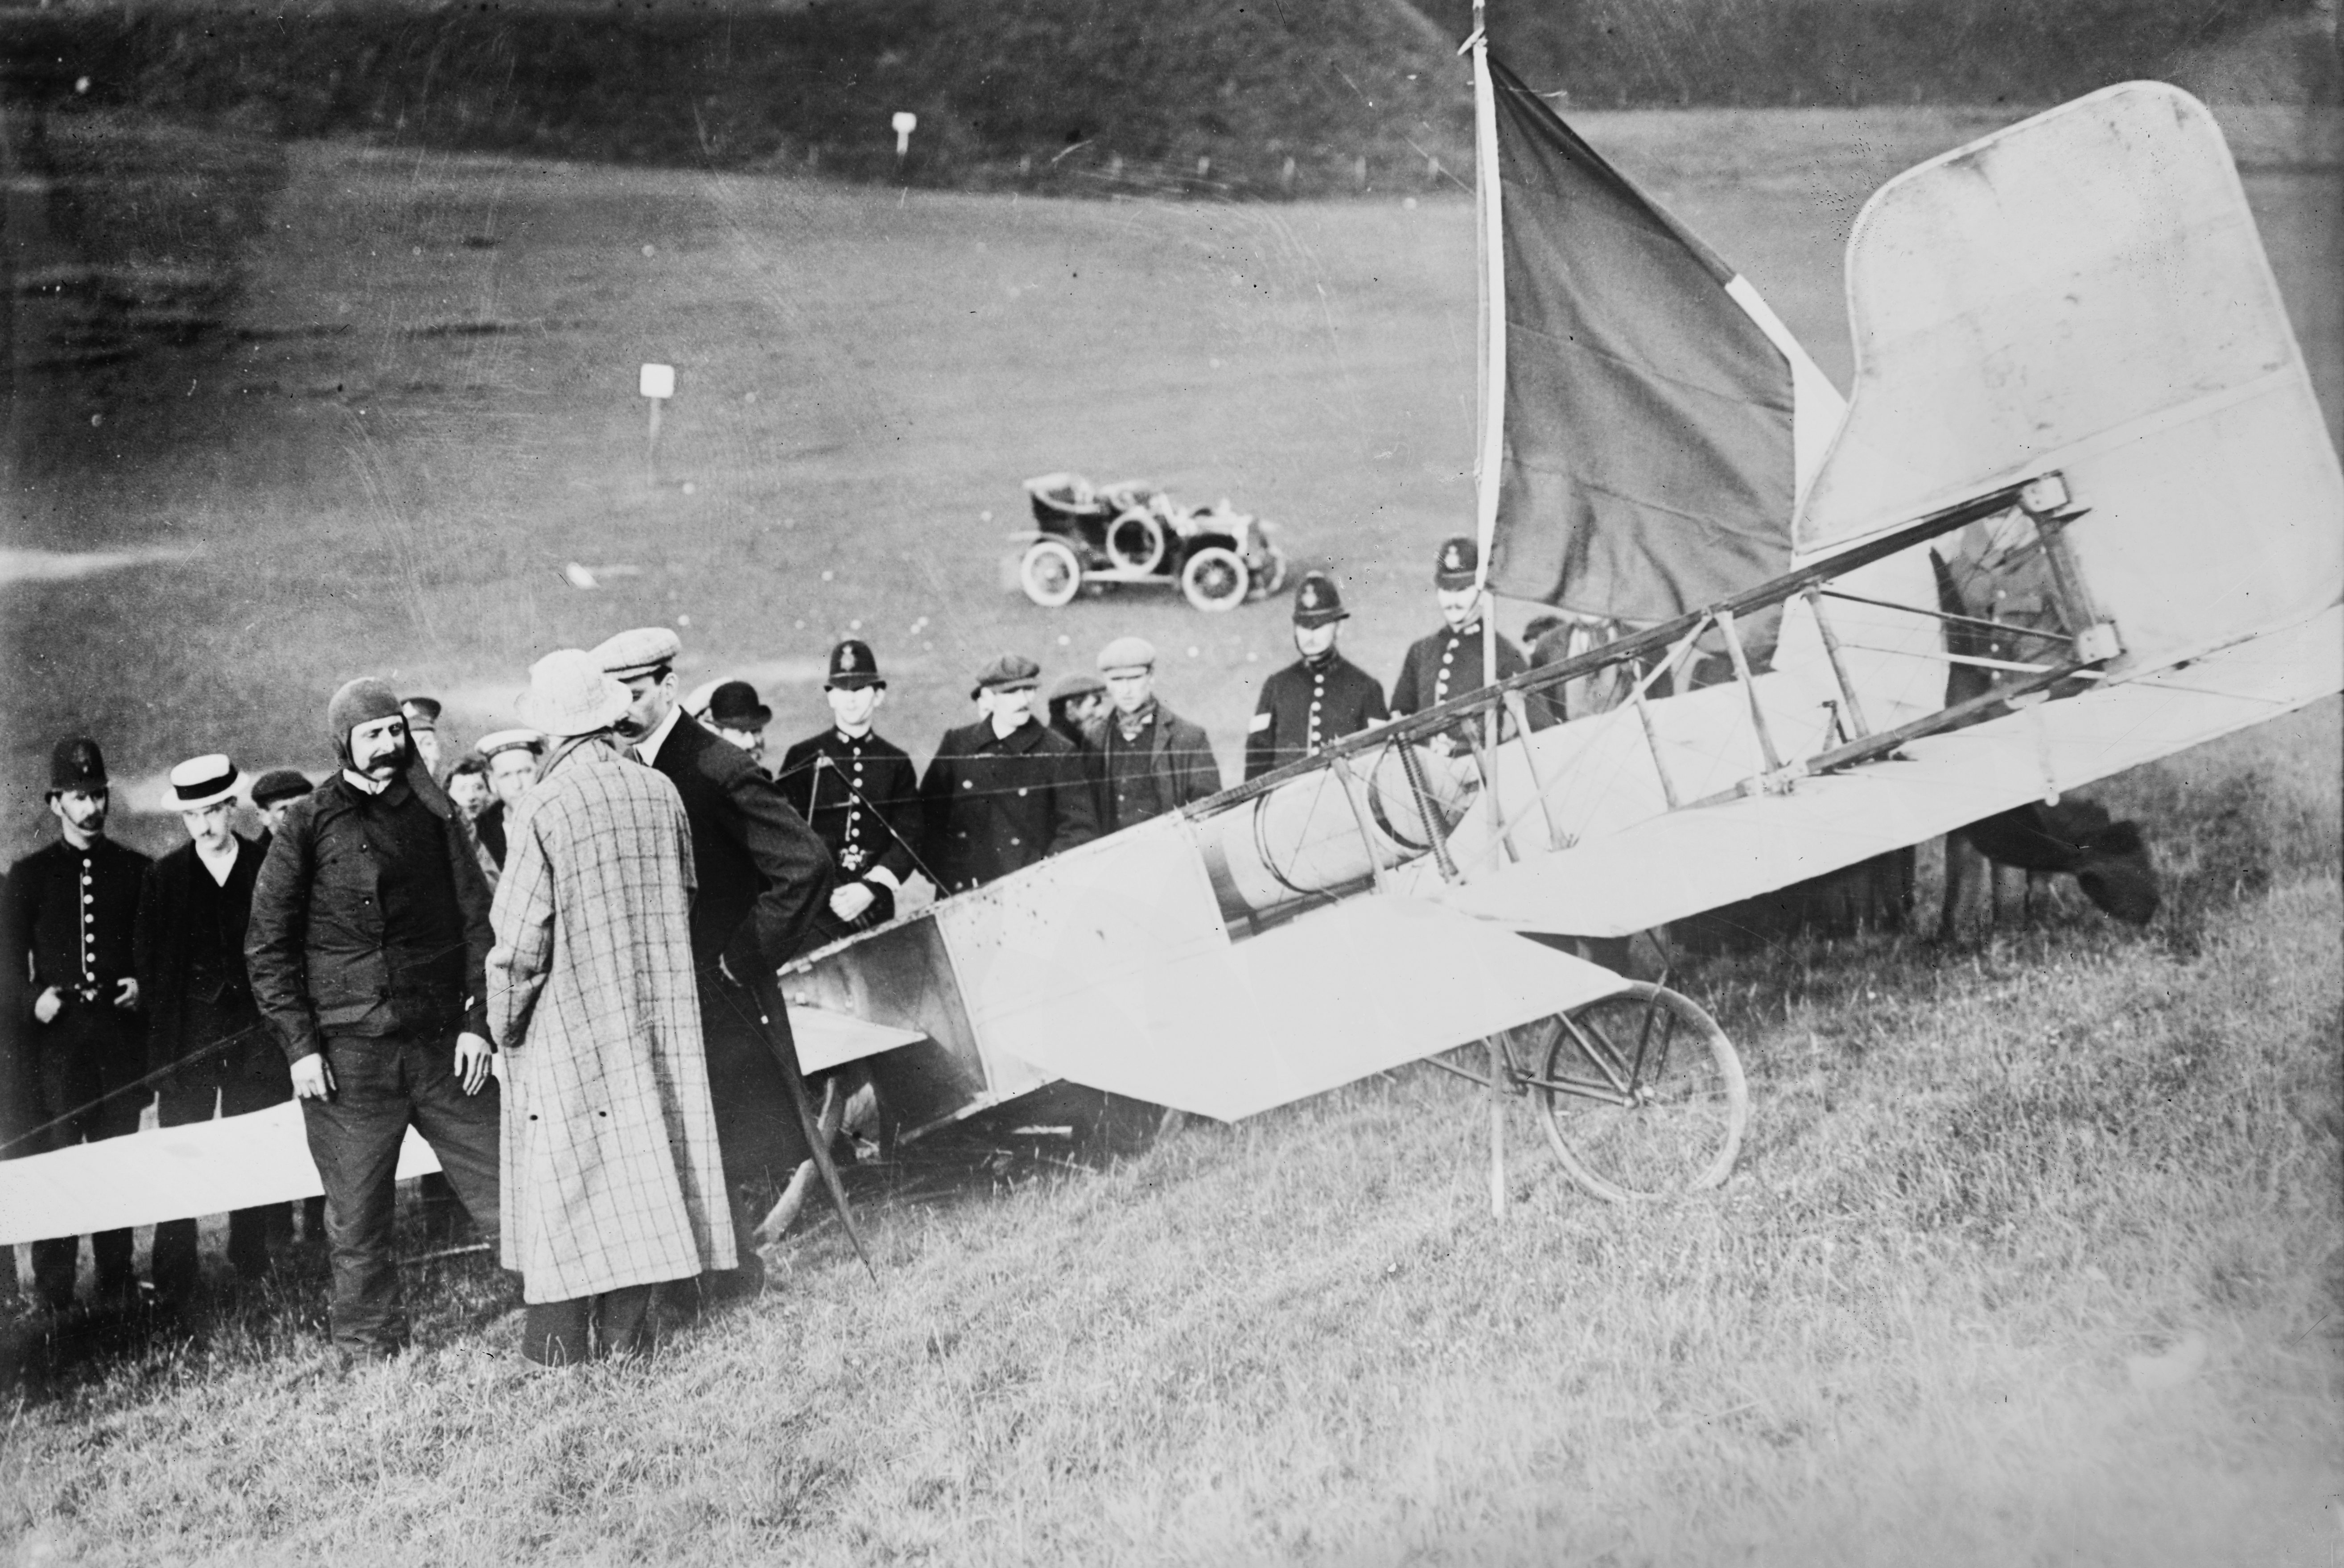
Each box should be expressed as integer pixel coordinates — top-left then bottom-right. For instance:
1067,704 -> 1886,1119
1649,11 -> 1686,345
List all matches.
476,728 -> 544,760
517,649 -> 632,739
168,754 -> 239,811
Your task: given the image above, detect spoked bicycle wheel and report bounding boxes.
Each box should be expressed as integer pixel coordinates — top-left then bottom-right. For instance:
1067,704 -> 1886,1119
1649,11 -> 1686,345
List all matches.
1522,982 -> 1747,1202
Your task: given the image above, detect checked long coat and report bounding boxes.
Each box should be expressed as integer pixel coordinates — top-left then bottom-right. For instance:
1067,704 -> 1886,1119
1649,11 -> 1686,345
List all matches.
486,738 -> 735,1303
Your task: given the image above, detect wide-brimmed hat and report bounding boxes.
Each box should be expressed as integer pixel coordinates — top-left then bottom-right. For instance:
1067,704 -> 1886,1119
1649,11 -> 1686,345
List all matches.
1433,535 -> 1480,591
249,768 -> 315,807
517,649 -> 632,738
48,736 -> 107,794
826,638 -> 885,691
593,626 -> 684,681
970,652 -> 1041,699
708,680 -> 772,729
1292,572 -> 1349,627
168,754 -> 239,810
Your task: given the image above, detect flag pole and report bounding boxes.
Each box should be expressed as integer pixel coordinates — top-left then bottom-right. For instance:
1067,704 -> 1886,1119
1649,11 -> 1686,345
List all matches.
1468,0 -> 1508,1223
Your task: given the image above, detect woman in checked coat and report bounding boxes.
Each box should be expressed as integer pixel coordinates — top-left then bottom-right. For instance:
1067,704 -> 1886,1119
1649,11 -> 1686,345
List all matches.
486,650 -> 735,1365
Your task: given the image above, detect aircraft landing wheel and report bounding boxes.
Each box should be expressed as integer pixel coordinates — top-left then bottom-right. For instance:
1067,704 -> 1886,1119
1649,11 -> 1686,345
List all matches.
1524,983 -> 1746,1202
1180,545 -> 1249,612
1020,538 -> 1083,608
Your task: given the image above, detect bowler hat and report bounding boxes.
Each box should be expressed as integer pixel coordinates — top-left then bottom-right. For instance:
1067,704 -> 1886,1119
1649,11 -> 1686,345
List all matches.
825,638 -> 885,691
1096,635 -> 1156,675
1434,535 -> 1480,590
1291,572 -> 1349,627
400,696 -> 442,731
708,680 -> 772,729
517,649 -> 632,739
250,769 -> 314,807
169,754 -> 239,810
593,626 -> 684,681
970,652 -> 1041,699
49,736 -> 108,794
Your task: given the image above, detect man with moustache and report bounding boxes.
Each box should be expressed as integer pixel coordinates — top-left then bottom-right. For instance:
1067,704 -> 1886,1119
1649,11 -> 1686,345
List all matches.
246,679 -> 503,1361
774,640 -> 925,952
592,627 -> 833,1292
1243,573 -> 1390,781
4,738 -> 150,1312
136,754 -> 287,1303
920,653 -> 1098,893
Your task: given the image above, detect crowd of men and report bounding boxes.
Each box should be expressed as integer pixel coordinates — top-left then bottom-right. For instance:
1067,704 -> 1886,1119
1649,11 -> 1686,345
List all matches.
4,537 -> 1533,1366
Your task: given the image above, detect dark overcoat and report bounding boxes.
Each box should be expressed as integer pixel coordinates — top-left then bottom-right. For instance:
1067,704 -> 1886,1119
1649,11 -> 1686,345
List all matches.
647,715 -> 834,1188
134,834 -> 275,1081
1079,702 -> 1223,831
919,717 -> 1099,893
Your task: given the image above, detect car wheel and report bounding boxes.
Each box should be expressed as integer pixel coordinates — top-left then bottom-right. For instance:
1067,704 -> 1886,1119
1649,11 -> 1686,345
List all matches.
1020,538 -> 1083,608
1180,545 -> 1249,612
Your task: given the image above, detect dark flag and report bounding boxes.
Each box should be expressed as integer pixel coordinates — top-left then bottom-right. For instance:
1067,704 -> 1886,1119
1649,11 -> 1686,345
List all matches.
1484,53 -> 1824,623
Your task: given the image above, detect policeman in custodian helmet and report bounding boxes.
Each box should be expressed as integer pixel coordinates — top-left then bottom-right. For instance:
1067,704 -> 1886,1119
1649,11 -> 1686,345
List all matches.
1243,572 -> 1390,781
774,639 -> 924,952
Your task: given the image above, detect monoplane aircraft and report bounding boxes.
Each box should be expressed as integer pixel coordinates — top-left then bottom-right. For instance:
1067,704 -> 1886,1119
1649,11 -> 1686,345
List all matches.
4,58 -> 2336,1245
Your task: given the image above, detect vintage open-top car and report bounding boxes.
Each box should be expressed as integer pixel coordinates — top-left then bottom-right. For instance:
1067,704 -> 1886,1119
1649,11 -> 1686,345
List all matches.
1012,472 -> 1290,611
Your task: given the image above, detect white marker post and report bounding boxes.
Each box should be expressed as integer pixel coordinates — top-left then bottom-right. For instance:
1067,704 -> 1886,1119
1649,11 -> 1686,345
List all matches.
639,362 -> 675,486
892,111 -> 917,163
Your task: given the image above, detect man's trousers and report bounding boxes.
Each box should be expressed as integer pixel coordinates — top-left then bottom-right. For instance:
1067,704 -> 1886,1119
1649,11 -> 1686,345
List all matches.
298,1030 -> 501,1355
152,1029 -> 299,1298
28,1006 -> 147,1309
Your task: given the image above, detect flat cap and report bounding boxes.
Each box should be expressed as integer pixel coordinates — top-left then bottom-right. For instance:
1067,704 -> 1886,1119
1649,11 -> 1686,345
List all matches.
1096,635 -> 1157,674
249,768 -> 315,807
476,728 -> 544,759
1049,671 -> 1105,702
970,651 -> 1041,697
593,626 -> 684,679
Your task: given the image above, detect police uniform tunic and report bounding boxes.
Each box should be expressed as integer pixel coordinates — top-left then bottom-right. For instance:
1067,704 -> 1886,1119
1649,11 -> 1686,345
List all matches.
775,727 -> 923,947
4,835 -> 152,1307
1243,653 -> 1390,781
1389,621 -> 1532,753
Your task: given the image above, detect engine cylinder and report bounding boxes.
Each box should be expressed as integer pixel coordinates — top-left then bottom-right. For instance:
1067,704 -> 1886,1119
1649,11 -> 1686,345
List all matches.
1200,745 -> 1473,920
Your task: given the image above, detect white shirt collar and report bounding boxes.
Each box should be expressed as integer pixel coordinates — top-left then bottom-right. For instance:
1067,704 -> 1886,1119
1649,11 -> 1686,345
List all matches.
341,768 -> 389,795
634,703 -> 687,766
195,837 -> 239,885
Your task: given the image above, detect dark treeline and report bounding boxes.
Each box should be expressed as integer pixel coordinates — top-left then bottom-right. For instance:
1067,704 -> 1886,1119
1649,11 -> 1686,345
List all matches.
1442,0 -> 2328,111
1,0 -> 2326,198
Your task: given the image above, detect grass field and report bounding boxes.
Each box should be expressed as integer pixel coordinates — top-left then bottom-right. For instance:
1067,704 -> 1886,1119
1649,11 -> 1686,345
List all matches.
2,98 -> 2340,1564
